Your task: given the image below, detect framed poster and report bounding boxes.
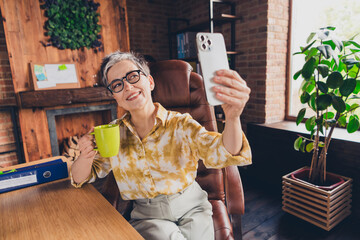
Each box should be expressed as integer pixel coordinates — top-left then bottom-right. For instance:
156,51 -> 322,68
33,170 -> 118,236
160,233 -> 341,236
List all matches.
30,62 -> 81,90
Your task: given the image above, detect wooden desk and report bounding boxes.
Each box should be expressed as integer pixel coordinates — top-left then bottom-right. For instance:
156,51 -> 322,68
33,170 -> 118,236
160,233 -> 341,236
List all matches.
0,164 -> 143,239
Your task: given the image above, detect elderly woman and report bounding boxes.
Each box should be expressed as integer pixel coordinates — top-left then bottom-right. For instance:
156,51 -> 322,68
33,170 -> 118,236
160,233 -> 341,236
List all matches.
71,51 -> 251,240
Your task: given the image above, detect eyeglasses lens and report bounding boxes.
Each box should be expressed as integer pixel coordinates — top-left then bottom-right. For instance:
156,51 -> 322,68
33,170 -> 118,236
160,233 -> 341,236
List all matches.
110,70 -> 141,93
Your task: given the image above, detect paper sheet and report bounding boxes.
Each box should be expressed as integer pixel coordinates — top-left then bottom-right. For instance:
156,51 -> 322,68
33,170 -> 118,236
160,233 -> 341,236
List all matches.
44,64 -> 78,84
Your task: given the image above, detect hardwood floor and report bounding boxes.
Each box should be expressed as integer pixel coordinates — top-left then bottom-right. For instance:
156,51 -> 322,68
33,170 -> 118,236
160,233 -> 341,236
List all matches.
239,177 -> 359,240
92,175 -> 359,240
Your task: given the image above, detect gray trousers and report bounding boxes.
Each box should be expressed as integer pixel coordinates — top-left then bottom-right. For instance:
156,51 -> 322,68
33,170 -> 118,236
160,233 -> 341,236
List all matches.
129,181 -> 214,240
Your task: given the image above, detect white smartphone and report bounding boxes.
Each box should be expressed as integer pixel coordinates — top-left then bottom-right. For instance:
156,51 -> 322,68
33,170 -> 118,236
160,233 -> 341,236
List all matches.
196,32 -> 229,106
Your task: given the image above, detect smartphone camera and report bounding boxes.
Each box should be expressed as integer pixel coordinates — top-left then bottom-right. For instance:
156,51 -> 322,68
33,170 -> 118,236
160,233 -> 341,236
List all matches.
201,43 -> 207,50
198,34 -> 211,52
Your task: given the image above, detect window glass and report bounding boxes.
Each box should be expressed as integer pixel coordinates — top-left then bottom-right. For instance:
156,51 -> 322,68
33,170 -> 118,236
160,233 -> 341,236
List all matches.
288,0 -> 360,117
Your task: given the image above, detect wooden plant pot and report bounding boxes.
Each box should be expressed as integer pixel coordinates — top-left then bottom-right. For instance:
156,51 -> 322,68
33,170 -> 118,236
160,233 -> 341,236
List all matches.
282,167 -> 352,231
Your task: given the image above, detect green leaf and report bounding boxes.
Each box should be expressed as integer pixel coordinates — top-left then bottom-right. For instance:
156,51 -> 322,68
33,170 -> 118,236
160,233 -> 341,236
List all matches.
324,112 -> 335,119
306,48 -> 319,61
294,137 -> 303,151
348,40 -> 360,49
348,64 -> 359,78
350,103 -> 360,111
301,40 -> 316,53
302,57 -> 317,79
319,141 -> 325,147
321,60 -> 331,67
300,92 -> 310,104
306,80 -> 316,93
346,103 -> 351,111
293,69 -> 302,80
306,142 -> 314,152
317,81 -> 328,93
338,115 -> 347,127
306,32 -> 316,44
332,96 -> 346,113
336,60 -> 346,73
340,78 -> 357,97
316,94 -> 332,110
305,116 -> 316,131
300,141 -> 306,153
342,58 -> 360,71
326,119 -> 337,126
317,64 -> 329,78
326,71 -> 343,89
331,36 -> 344,52
347,115 -> 360,133
309,93 -> 317,111
317,45 -> 332,59
349,95 -> 360,100
296,108 -> 306,125
353,80 -> 360,94
328,52 -> 340,68
320,26 -> 336,31
323,40 -> 336,50
317,29 -> 330,40
350,48 -> 360,53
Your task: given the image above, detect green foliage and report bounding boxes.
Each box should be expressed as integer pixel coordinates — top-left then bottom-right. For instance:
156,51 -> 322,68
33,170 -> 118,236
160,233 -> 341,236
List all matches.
40,0 -> 102,51
293,27 -> 360,181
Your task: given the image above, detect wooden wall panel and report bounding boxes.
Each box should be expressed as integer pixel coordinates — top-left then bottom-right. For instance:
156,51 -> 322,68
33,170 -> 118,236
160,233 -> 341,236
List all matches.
18,108 -> 52,161
0,0 -> 130,92
0,0 -> 129,162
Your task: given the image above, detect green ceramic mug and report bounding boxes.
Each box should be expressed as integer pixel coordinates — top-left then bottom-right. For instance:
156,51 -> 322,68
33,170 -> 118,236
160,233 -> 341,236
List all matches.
90,124 -> 120,157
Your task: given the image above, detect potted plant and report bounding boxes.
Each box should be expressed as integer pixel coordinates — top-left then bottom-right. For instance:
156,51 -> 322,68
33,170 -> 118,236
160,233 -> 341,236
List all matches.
282,27 -> 359,231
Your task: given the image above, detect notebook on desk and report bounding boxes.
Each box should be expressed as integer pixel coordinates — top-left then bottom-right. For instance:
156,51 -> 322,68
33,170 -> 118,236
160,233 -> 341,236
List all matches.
0,158 -> 68,194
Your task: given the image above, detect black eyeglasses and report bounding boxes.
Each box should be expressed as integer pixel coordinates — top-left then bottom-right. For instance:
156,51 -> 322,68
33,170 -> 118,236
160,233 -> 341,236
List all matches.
107,70 -> 145,93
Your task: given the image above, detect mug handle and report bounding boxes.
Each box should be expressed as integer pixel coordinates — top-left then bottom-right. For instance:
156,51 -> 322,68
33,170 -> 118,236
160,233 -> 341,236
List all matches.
89,132 -> 98,151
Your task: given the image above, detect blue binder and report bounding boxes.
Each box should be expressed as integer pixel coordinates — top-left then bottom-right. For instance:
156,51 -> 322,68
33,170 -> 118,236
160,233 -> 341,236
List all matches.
0,158 -> 68,194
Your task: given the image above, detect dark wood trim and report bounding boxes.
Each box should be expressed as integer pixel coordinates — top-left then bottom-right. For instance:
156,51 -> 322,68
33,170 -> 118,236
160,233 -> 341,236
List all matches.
18,87 -> 115,108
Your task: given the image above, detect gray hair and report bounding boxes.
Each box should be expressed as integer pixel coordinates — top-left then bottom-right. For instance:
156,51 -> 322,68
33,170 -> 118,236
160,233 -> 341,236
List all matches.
100,51 -> 150,87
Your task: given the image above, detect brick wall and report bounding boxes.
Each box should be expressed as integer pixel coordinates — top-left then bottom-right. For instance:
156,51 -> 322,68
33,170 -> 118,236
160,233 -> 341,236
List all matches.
0,25 -> 15,105
0,111 -> 18,167
0,23 -> 18,167
235,0 -> 269,126
266,0 -> 289,123
126,0 -> 175,61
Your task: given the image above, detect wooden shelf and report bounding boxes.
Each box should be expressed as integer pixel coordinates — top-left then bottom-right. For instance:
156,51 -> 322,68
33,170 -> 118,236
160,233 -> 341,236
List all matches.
18,87 -> 115,108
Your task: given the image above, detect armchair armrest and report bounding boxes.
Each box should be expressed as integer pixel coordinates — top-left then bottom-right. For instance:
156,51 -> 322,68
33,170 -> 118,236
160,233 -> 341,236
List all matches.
224,166 -> 245,215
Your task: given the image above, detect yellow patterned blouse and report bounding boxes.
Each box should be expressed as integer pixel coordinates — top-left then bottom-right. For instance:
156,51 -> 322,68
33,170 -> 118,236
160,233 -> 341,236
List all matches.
71,103 -> 252,200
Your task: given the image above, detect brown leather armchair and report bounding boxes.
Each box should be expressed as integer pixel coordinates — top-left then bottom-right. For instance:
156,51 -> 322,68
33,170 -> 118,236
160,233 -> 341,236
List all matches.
101,60 -> 245,240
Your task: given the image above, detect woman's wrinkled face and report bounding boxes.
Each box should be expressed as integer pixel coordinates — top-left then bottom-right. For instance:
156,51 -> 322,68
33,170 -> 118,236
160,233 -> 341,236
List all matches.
107,60 -> 154,112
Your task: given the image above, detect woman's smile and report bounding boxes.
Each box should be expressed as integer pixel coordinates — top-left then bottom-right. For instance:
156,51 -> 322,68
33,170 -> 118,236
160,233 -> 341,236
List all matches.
126,91 -> 142,101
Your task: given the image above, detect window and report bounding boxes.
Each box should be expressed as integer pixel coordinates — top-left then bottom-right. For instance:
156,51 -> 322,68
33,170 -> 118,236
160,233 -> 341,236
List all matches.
288,0 -> 360,118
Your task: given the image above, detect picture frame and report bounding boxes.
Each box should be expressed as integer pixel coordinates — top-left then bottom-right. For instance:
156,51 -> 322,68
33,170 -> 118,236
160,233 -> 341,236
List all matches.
30,62 -> 81,91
